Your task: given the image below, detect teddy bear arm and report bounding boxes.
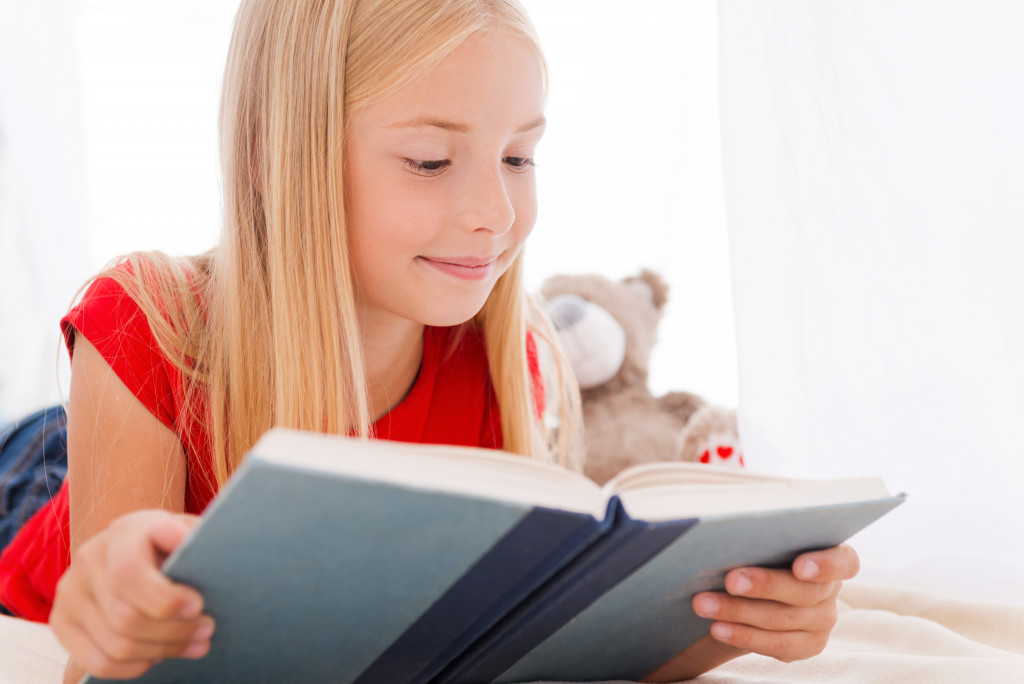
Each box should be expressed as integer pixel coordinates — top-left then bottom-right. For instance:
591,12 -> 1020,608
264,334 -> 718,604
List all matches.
657,390 -> 707,424
675,404 -> 743,467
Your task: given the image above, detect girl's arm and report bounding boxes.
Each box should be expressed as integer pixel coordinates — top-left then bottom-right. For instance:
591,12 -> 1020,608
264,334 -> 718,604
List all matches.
644,543 -> 859,681
50,336 -> 214,682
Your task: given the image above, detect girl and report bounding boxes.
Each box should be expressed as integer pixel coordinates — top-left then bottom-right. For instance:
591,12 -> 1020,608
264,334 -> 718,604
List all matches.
0,0 -> 859,682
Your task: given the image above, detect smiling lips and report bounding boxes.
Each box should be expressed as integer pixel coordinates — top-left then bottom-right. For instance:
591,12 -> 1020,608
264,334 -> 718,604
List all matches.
419,255 -> 499,281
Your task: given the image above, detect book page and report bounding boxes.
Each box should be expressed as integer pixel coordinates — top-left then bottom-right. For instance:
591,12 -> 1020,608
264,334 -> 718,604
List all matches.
251,429 -> 608,518
606,461 -> 790,493
614,470 -> 893,522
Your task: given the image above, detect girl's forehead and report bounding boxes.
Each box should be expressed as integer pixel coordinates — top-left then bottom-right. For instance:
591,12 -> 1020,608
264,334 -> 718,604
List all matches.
351,31 -> 545,132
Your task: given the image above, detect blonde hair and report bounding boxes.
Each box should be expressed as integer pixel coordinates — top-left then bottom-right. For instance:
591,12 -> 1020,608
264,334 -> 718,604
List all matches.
101,0 -> 582,486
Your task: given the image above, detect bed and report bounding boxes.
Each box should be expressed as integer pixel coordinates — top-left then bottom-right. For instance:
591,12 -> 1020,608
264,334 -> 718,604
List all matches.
4,580 -> 1023,684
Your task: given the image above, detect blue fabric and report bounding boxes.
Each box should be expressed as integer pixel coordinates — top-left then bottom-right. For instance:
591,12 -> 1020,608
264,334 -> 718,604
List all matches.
0,405 -> 68,553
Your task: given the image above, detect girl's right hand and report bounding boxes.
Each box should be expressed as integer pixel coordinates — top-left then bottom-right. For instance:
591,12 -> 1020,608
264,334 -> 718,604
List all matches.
50,510 -> 214,680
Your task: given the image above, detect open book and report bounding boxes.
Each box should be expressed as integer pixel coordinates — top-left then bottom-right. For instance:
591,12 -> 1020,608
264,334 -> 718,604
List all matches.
86,429 -> 904,684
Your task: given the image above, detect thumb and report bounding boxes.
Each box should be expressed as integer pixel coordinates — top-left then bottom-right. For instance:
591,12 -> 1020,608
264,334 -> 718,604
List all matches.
146,512 -> 198,559
175,513 -> 203,534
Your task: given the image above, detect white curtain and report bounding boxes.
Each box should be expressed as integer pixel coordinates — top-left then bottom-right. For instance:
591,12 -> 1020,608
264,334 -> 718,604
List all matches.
720,0 -> 1024,600
0,0 -> 91,422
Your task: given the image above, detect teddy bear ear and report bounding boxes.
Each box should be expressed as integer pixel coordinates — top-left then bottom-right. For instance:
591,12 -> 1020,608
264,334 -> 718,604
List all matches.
625,269 -> 669,310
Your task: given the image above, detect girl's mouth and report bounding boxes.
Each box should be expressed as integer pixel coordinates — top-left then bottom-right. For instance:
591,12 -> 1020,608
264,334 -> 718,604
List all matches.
418,255 -> 499,281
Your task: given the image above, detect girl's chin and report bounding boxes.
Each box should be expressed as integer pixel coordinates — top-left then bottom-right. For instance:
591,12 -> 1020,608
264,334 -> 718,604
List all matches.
357,295 -> 488,330
417,301 -> 490,328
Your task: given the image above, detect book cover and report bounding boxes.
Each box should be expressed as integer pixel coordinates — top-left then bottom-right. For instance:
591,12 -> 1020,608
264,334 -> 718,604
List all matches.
482,496 -> 904,683
83,430 -> 903,684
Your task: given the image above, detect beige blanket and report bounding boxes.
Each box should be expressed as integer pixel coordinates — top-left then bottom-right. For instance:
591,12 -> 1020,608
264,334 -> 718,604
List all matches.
3,581 -> 1023,683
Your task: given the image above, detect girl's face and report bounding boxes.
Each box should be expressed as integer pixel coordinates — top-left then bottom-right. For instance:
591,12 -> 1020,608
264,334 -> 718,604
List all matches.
345,30 -> 546,328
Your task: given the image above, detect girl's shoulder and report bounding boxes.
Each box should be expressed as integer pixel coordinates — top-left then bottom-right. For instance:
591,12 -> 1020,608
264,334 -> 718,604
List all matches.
61,252 -> 209,432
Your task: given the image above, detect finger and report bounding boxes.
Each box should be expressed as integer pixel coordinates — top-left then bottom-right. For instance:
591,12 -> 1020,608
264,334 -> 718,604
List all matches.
78,592 -> 213,666
68,528 -> 209,646
52,577 -> 140,679
176,513 -> 203,531
707,621 -> 829,663
62,630 -> 155,681
52,531 -> 212,680
793,543 -> 860,582
91,591 -> 215,652
723,567 -> 840,608
52,584 -> 161,679
146,513 -> 193,557
63,559 -> 215,663
694,591 -> 839,634
94,565 -> 209,644
104,515 -> 205,621
104,552 -> 203,624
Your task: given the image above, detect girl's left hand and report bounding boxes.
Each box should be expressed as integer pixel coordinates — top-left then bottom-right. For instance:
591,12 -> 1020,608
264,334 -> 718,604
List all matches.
644,543 -> 859,682
694,543 -> 858,660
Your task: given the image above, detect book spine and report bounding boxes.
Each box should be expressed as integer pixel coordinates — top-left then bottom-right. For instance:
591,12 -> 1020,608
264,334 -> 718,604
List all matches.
431,499 -> 697,684
351,506 -> 608,684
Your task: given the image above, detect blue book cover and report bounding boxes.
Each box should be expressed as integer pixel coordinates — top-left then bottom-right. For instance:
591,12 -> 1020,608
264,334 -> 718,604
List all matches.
486,496 -> 904,683
81,429 -> 903,684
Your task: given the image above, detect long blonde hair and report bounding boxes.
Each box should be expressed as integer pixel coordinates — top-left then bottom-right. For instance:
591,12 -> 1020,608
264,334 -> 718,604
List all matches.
102,0 -> 582,486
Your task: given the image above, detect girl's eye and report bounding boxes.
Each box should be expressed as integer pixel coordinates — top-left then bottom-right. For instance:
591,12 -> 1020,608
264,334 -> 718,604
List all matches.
504,156 -> 535,172
404,159 -> 451,176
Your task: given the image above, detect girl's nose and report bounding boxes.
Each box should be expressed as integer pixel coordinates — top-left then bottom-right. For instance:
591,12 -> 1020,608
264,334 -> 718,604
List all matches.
456,163 -> 516,235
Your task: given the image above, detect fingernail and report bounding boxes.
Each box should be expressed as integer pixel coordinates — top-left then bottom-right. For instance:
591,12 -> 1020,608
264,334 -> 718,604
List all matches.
180,598 -> 202,619
799,559 -> 820,580
192,619 -> 215,641
183,641 -> 209,659
711,623 -> 733,641
695,595 -> 720,617
733,572 -> 753,595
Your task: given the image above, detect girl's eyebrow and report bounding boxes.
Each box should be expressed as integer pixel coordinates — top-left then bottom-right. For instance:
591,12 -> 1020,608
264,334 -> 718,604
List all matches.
386,116 -> 546,134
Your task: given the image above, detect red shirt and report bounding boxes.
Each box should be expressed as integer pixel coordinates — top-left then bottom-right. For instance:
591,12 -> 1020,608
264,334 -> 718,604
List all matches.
0,275 -> 542,622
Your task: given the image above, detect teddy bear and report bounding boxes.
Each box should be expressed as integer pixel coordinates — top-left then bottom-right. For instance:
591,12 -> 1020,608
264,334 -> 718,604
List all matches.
541,269 -> 743,485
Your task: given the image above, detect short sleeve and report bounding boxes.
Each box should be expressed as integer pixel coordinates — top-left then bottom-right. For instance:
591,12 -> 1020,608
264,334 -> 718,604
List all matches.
60,275 -> 179,431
